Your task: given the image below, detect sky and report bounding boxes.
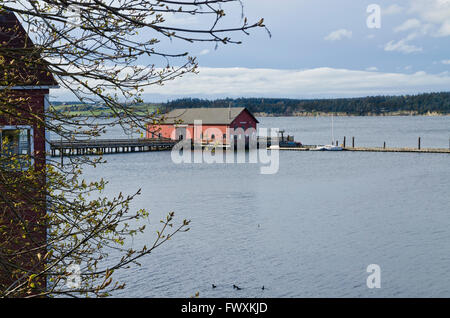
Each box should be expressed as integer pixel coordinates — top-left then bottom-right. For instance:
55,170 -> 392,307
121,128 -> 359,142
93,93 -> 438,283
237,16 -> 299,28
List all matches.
52,0 -> 450,102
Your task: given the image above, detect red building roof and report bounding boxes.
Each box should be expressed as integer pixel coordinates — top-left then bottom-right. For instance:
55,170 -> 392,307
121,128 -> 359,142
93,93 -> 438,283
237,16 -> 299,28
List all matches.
0,11 -> 58,87
161,107 -> 259,125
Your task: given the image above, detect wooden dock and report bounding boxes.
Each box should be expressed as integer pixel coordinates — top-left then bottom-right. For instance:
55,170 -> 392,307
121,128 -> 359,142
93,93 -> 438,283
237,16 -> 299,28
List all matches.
345,147 -> 450,153
278,146 -> 450,153
50,136 -> 285,157
50,138 -> 450,157
50,138 -> 177,157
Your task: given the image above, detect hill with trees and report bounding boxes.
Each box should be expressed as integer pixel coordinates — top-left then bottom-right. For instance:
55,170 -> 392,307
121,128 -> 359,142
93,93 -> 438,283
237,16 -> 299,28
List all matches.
164,92 -> 450,116
53,92 -> 450,117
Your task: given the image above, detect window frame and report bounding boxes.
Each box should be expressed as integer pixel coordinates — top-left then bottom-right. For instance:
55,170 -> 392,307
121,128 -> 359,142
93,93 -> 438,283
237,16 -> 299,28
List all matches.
0,125 -> 34,168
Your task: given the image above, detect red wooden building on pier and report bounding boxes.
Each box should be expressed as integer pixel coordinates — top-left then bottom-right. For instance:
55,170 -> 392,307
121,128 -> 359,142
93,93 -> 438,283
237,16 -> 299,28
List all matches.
147,107 -> 259,144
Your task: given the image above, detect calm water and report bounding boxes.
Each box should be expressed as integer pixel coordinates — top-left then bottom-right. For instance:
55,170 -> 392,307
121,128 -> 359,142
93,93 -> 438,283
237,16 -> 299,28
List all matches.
81,116 -> 450,297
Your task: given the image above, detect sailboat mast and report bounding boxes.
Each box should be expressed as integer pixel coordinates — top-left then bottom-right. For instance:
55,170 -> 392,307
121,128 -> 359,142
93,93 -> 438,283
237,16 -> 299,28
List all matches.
331,113 -> 334,144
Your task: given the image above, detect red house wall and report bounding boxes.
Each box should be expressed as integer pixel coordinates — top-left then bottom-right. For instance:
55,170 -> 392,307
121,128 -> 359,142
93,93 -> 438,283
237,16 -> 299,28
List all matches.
0,89 -> 48,292
230,110 -> 258,131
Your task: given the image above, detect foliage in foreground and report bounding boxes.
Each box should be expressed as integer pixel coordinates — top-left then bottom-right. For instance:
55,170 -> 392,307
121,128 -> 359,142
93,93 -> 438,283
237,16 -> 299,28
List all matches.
0,0 -> 265,297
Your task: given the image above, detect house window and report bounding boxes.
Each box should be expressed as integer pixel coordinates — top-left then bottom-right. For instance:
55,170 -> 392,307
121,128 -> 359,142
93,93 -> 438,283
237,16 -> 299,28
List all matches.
1,128 -> 31,155
0,127 -> 32,169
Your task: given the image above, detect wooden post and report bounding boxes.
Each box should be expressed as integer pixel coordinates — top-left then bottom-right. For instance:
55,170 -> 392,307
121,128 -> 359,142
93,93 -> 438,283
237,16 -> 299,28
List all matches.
60,137 -> 63,167
343,136 -> 346,148
418,137 -> 421,150
383,142 -> 386,149
352,137 -> 355,148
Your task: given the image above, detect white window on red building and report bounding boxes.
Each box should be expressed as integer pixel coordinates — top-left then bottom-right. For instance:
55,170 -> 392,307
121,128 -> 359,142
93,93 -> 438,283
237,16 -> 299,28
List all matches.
0,126 -> 33,169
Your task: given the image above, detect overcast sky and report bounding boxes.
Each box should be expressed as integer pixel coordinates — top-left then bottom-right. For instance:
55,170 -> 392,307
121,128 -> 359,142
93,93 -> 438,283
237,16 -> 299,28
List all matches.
53,0 -> 450,102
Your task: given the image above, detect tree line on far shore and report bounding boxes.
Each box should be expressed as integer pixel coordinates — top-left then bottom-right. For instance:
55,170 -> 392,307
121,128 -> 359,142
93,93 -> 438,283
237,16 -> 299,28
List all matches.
52,91 -> 450,116
164,92 -> 450,116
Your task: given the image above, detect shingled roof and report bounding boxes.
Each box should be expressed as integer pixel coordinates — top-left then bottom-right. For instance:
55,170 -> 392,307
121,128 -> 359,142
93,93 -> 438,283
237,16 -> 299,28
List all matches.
0,11 -> 58,87
162,107 -> 259,125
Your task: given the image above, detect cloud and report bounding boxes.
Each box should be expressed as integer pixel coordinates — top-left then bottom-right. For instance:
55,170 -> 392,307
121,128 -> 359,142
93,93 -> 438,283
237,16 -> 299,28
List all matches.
383,4 -> 404,15
408,0 -> 450,37
442,59 -> 450,64
384,37 -> 423,54
51,67 -> 450,101
48,67 -> 450,101
199,49 -> 210,56
157,13 -> 199,27
366,67 -> 378,72
141,67 -> 450,98
394,19 -> 422,32
324,29 -> 352,41
437,20 -> 450,37
384,1 -> 450,56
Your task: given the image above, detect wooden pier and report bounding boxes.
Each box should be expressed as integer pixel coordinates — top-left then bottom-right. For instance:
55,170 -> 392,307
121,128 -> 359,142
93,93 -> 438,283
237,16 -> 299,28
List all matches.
50,137 -> 450,157
344,147 -> 450,153
278,136 -> 450,153
278,146 -> 450,153
50,138 -> 177,157
50,136 -> 286,157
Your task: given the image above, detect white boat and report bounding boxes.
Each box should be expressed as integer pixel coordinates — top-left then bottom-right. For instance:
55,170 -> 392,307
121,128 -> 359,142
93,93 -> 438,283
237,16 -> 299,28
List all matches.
312,114 -> 343,151
312,145 -> 343,151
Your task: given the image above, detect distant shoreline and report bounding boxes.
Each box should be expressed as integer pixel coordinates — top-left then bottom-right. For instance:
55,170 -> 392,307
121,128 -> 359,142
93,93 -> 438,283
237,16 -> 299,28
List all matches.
54,111 -> 450,118
254,111 -> 450,117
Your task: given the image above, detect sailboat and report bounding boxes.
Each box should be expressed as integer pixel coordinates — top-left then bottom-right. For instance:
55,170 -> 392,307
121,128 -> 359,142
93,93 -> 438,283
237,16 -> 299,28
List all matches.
312,113 -> 343,151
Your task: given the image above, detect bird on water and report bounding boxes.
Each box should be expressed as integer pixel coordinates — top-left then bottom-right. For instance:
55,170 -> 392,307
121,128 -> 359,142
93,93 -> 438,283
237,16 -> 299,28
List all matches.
212,284 -> 217,288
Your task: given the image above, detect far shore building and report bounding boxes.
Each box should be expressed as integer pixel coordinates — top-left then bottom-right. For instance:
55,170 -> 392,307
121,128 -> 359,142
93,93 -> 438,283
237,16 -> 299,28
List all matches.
147,107 -> 259,144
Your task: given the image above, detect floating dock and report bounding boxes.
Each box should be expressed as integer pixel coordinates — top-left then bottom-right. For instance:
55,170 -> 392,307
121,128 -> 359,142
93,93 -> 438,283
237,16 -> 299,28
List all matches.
346,147 -> 450,153
279,146 -> 450,153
